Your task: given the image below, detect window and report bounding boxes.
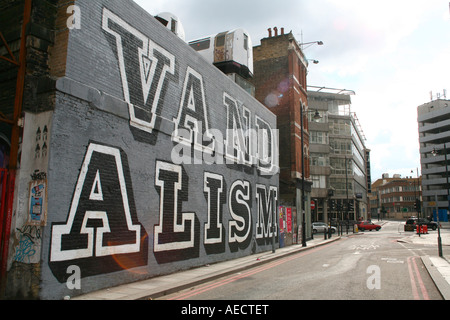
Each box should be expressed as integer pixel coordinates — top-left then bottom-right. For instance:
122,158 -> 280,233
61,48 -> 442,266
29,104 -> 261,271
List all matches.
311,154 -> 329,166
170,18 -> 177,33
330,177 -> 353,196
329,119 -> 351,136
328,101 -> 351,116
216,33 -> 226,46
330,158 -> 353,175
310,131 -> 329,144
312,175 -> 327,189
330,139 -> 352,155
189,38 -> 211,51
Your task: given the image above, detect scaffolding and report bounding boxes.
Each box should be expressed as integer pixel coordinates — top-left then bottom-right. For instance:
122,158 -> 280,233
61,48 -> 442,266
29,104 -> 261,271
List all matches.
0,0 -> 32,298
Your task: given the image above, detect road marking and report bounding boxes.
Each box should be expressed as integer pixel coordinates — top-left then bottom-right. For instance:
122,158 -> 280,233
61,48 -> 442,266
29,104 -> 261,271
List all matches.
407,256 -> 420,300
407,256 -> 430,300
381,258 -> 404,264
350,244 -> 379,251
167,241 -> 339,300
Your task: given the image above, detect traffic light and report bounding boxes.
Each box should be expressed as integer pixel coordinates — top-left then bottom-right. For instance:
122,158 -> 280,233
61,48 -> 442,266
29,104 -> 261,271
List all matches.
348,201 -> 354,212
330,200 -> 336,211
415,199 -> 421,213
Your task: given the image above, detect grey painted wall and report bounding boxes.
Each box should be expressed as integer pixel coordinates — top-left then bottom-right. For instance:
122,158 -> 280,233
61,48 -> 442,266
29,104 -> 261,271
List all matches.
36,0 -> 278,299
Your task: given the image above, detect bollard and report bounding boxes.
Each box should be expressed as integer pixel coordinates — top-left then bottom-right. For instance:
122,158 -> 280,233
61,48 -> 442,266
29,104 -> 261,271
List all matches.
324,228 -> 328,240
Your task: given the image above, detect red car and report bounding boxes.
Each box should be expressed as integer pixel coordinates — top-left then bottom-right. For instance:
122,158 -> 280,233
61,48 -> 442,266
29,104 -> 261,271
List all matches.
357,221 -> 381,231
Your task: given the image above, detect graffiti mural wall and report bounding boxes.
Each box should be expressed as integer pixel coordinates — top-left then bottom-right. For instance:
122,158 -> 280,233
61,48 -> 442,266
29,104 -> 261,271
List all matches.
35,0 -> 278,299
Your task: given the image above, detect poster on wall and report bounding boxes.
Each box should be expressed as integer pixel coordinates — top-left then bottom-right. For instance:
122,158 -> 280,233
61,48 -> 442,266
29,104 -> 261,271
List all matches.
279,206 -> 284,233
20,112 -> 52,227
28,179 -> 47,226
286,207 -> 292,233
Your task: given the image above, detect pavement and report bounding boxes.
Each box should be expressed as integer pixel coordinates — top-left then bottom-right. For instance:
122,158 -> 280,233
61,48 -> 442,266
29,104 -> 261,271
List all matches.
396,222 -> 450,300
72,221 -> 450,301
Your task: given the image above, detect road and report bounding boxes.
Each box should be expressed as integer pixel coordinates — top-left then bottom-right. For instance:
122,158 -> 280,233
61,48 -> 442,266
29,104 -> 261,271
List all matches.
159,221 -> 444,300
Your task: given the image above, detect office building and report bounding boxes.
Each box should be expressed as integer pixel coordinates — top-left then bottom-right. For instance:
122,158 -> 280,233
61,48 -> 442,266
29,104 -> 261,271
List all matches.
369,174 -> 422,220
308,87 -> 370,224
418,99 -> 450,222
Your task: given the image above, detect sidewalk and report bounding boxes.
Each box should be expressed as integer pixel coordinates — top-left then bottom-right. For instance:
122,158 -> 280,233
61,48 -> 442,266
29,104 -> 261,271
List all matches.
72,235 -> 341,300
397,222 -> 450,300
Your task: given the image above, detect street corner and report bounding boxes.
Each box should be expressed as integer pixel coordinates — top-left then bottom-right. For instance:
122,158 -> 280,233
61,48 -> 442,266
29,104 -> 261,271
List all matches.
422,255 -> 450,300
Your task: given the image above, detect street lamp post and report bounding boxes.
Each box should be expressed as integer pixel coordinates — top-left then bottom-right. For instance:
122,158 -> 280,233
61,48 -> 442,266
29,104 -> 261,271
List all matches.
300,103 -> 307,247
299,41 -> 324,50
431,144 -> 448,258
411,169 -> 421,237
299,107 -> 322,247
345,157 -> 350,234
434,194 -> 443,257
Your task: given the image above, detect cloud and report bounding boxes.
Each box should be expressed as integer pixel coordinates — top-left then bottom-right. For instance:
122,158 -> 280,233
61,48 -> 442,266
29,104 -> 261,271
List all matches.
134,0 -> 450,180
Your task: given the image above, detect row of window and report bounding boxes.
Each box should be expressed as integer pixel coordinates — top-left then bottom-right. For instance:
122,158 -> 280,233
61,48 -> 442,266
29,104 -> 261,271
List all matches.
311,175 -> 353,195
379,185 -> 421,194
310,155 -> 365,182
309,110 -> 367,197
381,196 -> 418,203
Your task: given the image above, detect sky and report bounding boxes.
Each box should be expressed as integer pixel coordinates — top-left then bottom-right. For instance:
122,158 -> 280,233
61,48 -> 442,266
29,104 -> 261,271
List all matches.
134,0 -> 450,181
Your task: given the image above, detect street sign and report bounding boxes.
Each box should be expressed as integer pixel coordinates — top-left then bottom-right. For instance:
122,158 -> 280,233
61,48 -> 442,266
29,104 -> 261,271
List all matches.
311,201 -> 315,210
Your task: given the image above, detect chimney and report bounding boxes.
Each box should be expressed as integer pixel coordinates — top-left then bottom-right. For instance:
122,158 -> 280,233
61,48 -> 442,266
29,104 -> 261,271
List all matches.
273,27 -> 278,36
268,28 -> 272,37
281,27 -> 284,35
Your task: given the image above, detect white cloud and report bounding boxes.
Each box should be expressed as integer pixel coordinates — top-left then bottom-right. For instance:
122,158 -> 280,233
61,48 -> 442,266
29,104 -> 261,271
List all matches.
135,0 -> 450,180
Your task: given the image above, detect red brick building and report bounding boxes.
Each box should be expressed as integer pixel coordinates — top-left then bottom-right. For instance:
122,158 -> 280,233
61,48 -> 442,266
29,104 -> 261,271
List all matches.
369,174 -> 422,220
251,28 -> 312,242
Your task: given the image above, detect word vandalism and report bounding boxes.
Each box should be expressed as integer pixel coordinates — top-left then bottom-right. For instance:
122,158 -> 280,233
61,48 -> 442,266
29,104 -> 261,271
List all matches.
102,8 -> 278,176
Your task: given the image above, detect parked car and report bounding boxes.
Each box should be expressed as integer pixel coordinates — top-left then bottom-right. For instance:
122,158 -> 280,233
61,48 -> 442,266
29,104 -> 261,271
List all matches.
312,222 -> 336,234
404,217 -> 438,231
357,221 -> 381,231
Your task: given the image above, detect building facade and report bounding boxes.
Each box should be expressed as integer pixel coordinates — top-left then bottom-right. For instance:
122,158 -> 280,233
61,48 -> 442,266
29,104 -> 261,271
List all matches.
418,99 -> 450,222
307,87 -> 370,225
369,174 -> 422,220
251,28 -> 312,244
0,0 -> 280,299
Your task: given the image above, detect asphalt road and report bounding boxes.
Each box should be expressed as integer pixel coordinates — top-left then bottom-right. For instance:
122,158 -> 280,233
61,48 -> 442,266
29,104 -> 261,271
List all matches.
160,221 -> 443,300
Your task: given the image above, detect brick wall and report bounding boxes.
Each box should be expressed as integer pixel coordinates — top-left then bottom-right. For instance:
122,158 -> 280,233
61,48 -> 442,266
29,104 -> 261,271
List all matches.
252,31 -> 310,203
3,0 -> 279,299
48,0 -> 73,78
0,1 -> 24,121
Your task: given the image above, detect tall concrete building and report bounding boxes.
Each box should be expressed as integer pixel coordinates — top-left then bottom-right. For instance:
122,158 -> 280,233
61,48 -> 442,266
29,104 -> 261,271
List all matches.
307,87 -> 370,224
418,99 -> 450,222
251,28 -> 312,244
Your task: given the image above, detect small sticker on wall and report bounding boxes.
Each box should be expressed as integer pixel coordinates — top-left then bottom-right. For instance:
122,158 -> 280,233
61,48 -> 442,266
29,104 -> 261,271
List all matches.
28,174 -> 47,226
